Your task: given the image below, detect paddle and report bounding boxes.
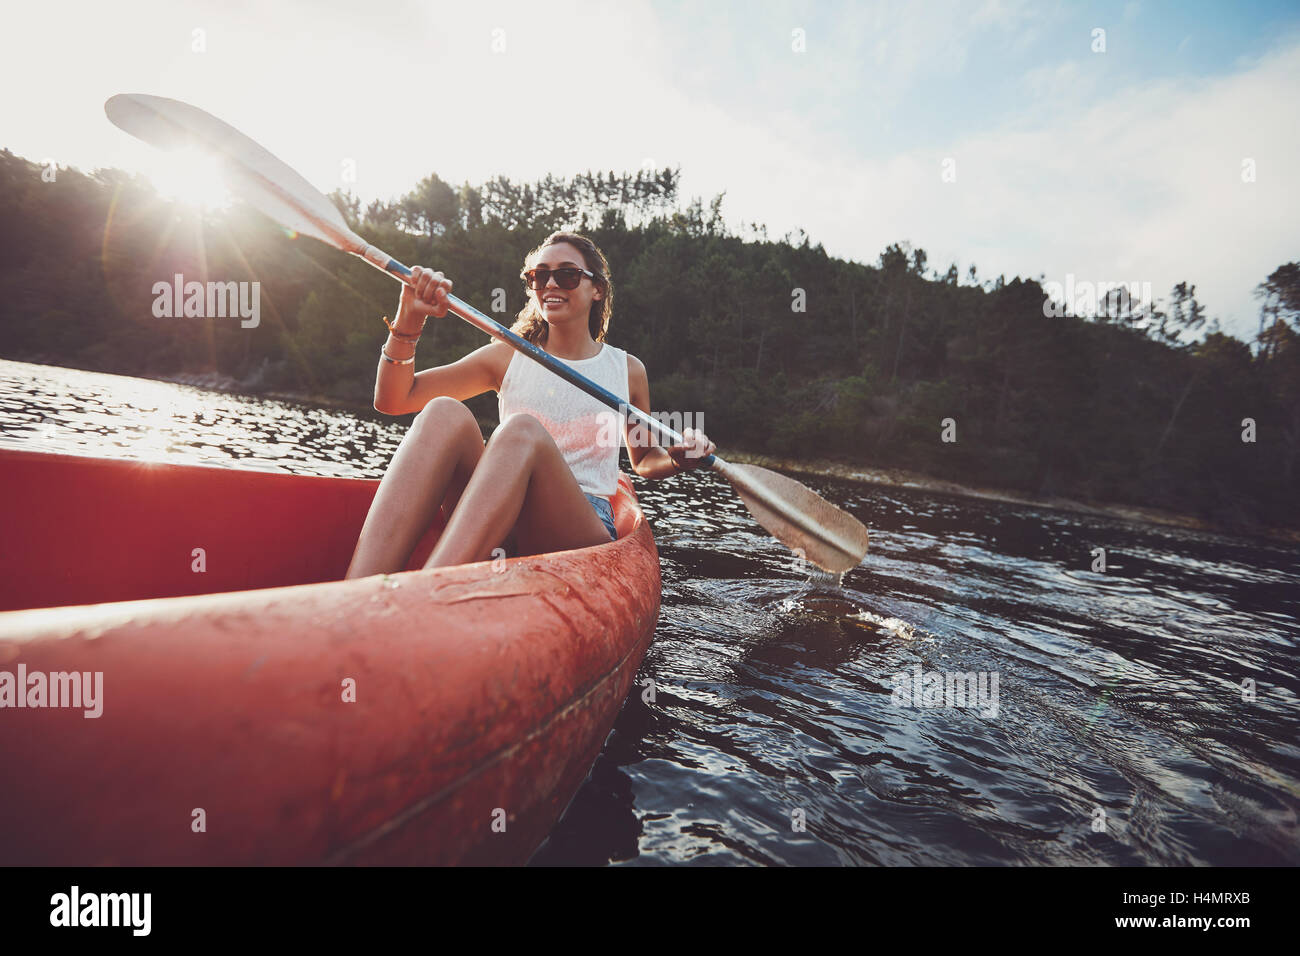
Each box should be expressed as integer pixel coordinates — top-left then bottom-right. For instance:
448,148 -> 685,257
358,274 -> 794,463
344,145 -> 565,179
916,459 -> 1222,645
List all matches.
104,93 -> 870,573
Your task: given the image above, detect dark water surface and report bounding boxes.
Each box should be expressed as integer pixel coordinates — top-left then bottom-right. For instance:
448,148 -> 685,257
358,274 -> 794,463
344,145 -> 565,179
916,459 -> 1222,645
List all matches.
3,360 -> 1297,866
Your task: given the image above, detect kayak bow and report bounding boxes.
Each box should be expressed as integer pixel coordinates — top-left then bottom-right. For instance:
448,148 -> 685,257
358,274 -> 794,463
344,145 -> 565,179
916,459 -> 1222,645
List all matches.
0,447 -> 660,865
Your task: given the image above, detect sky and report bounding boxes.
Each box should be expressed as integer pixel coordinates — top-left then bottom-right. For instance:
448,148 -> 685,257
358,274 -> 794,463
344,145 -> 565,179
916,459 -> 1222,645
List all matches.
1,0 -> 1297,340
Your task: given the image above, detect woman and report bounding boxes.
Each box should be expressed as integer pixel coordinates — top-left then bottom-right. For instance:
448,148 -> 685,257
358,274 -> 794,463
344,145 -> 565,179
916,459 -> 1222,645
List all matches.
345,231 -> 715,576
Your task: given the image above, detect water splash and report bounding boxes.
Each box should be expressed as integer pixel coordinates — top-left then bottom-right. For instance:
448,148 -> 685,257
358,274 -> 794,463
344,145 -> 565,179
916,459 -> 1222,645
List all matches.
849,609 -> 917,641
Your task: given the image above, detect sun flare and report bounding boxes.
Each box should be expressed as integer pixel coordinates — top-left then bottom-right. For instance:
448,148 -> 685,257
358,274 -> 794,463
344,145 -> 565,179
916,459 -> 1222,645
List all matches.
147,149 -> 233,210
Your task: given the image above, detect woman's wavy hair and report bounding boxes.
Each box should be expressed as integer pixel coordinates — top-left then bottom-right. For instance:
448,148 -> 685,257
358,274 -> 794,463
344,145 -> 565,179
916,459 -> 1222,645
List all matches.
511,231 -> 613,345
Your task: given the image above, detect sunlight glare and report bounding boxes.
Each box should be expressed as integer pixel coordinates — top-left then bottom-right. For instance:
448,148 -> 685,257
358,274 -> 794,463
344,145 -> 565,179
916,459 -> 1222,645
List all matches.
148,149 -> 234,210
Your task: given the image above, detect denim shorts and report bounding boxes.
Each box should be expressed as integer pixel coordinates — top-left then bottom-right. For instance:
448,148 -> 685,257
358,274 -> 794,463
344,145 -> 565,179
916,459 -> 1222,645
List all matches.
584,492 -> 617,541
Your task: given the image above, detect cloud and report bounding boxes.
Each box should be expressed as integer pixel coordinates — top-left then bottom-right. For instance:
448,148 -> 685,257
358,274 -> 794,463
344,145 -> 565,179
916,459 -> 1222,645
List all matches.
689,32 -> 1300,340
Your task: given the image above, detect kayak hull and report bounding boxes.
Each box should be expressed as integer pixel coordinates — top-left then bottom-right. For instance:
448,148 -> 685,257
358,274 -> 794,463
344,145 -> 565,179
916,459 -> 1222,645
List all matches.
0,448 -> 660,865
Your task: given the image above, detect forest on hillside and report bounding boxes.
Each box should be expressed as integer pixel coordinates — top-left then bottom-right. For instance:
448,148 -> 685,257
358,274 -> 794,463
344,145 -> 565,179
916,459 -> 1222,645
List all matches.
0,147 -> 1297,531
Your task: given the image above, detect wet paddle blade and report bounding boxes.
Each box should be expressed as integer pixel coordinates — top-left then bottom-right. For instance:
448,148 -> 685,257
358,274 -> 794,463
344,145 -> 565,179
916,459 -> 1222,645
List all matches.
104,93 -> 361,250
716,461 -> 869,574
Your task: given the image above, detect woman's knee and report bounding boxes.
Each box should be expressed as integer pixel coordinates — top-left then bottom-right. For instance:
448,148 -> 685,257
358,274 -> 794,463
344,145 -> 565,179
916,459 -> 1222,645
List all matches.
412,396 -> 480,442
489,412 -> 550,451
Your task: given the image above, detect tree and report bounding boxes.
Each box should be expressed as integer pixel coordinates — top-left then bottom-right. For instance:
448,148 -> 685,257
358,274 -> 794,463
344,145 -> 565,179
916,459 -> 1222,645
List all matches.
1254,262 -> 1300,348
399,173 -> 459,241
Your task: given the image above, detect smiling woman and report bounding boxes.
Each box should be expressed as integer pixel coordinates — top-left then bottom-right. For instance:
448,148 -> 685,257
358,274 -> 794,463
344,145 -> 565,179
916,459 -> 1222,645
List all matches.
347,230 -> 717,576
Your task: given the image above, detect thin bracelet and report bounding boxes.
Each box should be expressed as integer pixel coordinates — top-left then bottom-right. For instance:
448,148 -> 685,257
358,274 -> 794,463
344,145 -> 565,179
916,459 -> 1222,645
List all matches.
382,314 -> 425,341
380,345 -> 415,365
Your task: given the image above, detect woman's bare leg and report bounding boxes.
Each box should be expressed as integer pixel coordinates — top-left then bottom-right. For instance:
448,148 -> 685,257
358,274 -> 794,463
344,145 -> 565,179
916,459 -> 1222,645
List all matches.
424,412 -> 614,569
345,397 -> 485,578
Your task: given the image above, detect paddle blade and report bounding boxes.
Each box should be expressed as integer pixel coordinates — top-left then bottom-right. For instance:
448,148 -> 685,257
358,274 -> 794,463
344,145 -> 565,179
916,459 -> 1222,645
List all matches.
104,93 -> 360,251
717,461 -> 869,574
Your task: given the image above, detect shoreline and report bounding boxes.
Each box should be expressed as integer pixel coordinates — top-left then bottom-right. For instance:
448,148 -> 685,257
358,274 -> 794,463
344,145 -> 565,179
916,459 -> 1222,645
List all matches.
722,450 -> 1300,545
11,358 -> 1295,543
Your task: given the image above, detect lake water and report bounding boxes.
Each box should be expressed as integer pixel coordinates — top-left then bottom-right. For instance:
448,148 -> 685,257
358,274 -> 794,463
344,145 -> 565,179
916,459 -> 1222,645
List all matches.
2,358 -> 1297,865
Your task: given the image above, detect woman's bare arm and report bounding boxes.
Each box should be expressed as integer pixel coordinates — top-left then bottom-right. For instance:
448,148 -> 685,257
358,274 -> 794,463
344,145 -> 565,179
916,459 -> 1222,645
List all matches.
376,341 -> 512,415
372,266 -> 508,415
623,354 -> 714,478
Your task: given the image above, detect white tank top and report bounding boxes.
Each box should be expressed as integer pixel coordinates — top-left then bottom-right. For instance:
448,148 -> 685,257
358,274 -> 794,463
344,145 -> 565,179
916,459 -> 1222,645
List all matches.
497,342 -> 630,500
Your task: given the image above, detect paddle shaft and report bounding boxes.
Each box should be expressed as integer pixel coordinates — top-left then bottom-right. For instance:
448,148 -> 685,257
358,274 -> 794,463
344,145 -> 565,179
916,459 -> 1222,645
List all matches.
355,237 -> 875,563
267,188 -> 866,560
353,252 -> 873,561
357,246 -> 870,557
351,250 -> 879,558
354,240 -> 877,563
355,243 -> 716,466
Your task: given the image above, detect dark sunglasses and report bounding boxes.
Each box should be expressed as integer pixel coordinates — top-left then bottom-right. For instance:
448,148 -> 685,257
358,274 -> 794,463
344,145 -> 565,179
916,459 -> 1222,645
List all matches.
520,266 -> 597,291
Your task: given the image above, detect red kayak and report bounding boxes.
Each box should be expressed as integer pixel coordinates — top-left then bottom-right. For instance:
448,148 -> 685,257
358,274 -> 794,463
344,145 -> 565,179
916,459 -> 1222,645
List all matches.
0,447 -> 660,865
